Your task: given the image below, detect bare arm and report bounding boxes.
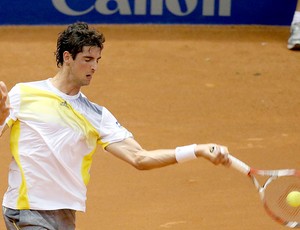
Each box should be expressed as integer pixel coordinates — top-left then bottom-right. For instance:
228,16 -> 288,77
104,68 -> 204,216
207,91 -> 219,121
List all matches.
0,81 -> 10,136
105,138 -> 229,170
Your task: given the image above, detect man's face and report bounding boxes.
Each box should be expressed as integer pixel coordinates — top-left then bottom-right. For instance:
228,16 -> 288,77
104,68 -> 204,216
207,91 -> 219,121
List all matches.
66,46 -> 102,86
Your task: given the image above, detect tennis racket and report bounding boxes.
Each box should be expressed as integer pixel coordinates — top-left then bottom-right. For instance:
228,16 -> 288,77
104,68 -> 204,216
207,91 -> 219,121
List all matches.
228,154 -> 300,228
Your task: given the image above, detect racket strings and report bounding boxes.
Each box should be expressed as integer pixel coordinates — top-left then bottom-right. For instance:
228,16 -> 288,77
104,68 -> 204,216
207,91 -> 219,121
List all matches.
278,184 -> 300,217
264,176 -> 300,225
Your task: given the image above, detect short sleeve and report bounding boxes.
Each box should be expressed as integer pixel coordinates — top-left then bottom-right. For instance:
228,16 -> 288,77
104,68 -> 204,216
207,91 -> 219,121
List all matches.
98,107 -> 133,148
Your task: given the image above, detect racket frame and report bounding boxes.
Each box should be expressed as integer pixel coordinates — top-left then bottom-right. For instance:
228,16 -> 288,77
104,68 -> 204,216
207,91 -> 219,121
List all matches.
228,154 -> 300,228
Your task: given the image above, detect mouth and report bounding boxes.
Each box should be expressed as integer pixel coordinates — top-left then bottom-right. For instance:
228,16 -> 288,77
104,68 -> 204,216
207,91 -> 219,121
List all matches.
86,74 -> 92,79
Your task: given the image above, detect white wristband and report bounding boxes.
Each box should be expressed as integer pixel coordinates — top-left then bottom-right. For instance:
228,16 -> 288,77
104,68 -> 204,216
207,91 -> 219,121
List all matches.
175,144 -> 197,163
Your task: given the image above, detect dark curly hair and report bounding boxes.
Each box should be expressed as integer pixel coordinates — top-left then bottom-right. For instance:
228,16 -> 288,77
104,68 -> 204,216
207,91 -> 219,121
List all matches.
55,22 -> 105,67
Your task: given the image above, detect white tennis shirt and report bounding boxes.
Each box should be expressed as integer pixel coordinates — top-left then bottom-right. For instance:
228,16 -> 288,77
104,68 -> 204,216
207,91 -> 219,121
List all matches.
2,79 -> 132,211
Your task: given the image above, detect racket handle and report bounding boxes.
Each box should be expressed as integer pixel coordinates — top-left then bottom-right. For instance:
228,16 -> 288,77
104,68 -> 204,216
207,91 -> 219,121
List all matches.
228,154 -> 251,175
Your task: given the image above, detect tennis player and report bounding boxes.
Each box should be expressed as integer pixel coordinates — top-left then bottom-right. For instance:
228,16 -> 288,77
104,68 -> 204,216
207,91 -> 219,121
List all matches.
0,22 -> 229,230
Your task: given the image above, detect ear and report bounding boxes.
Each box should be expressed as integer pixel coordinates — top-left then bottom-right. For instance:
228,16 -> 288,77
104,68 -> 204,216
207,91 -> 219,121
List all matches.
63,51 -> 72,65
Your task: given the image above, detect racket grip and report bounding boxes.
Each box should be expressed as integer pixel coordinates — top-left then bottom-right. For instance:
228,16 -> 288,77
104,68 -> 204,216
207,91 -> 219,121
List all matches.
228,154 -> 251,175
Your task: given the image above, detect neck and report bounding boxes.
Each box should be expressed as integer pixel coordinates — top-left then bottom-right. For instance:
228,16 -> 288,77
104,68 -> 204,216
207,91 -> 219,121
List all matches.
51,72 -> 80,96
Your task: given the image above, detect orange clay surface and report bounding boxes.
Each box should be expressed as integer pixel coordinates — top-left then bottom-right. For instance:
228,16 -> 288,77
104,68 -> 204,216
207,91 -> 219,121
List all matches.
0,25 -> 300,229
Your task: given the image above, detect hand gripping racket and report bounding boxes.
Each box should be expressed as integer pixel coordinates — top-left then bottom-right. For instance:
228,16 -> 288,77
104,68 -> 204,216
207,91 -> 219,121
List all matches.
228,154 -> 300,228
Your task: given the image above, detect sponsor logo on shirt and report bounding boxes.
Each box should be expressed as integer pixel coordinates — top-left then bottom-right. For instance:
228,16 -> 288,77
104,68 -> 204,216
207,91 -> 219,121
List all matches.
60,101 -> 70,109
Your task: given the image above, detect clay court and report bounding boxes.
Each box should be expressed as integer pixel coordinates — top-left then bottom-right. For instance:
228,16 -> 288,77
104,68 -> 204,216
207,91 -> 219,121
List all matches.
0,24 -> 300,229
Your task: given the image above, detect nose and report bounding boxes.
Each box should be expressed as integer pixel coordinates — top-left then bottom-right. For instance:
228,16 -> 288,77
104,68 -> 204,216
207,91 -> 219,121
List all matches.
91,61 -> 98,72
